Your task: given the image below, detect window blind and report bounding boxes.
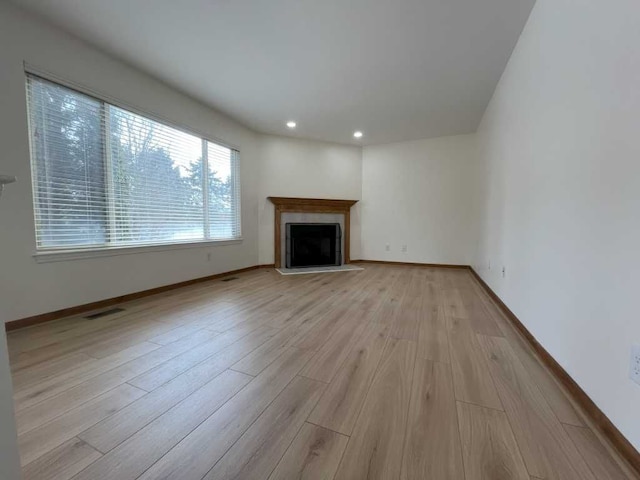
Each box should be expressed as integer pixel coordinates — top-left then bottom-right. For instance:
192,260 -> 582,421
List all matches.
26,74 -> 241,250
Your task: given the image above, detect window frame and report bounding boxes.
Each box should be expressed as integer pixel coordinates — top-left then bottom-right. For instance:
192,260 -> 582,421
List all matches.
25,67 -> 242,262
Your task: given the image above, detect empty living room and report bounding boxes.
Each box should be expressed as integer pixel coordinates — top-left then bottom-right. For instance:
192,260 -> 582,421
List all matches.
1,0 -> 640,479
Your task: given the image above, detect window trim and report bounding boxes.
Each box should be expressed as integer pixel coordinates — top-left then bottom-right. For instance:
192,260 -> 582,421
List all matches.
25,65 -> 243,256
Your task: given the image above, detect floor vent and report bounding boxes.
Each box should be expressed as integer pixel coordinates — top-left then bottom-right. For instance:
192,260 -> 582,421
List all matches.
84,307 -> 125,319
221,277 -> 239,282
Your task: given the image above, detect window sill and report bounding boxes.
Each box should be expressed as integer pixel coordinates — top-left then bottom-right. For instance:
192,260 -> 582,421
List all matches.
32,238 -> 243,263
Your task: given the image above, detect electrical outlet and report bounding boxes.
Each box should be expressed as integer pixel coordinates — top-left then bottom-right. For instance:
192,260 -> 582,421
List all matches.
501,266 -> 506,278
630,345 -> 640,386
401,245 -> 407,253
207,253 -> 212,262
488,260 -> 491,270
385,244 -> 390,252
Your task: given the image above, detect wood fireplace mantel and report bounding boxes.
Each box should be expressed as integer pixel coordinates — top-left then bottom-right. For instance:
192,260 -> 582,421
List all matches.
267,197 -> 359,267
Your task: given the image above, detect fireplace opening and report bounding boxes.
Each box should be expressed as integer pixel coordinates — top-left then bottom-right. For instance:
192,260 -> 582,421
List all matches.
285,223 -> 342,268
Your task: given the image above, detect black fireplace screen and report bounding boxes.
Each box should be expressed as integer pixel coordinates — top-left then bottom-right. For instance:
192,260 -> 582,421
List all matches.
285,223 -> 342,268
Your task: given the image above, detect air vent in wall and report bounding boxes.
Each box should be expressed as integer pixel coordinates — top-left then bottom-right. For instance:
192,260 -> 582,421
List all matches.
84,307 -> 125,319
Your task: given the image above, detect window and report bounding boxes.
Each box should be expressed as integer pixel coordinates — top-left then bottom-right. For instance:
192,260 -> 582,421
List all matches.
26,74 -> 241,251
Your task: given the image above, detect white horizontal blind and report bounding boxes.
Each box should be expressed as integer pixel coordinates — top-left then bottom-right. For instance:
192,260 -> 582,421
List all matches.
27,77 -> 108,248
108,105 -> 205,245
26,74 -> 241,250
207,141 -> 241,239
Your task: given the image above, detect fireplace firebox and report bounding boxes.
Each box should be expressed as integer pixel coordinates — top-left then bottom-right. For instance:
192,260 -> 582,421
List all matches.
285,223 -> 342,268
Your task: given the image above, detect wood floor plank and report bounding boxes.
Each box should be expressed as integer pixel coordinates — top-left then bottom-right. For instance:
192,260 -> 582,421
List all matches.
268,423 -> 349,480
14,342 -> 158,411
8,318 -> 94,356
455,284 -> 504,337
387,268 -> 413,303
21,438 -> 101,480
360,266 -> 402,308
72,369 -> 251,480
230,320 -> 319,377
264,289 -> 344,330
18,383 -> 145,466
499,327 -> 585,426
333,338 -> 416,480
136,347 -> 315,480
202,376 -> 325,480
12,352 -> 96,390
10,308 -> 153,354
370,297 -> 401,327
421,270 -> 442,305
403,268 -> 429,299
349,270 -> 392,315
510,341 -> 584,427
15,328 -> 224,434
457,401 -> 530,480
264,275 -> 358,332
9,319 -> 161,371
401,359 -> 465,480
206,292 -> 286,332
564,425 -> 633,480
416,304 -> 450,363
443,288 -> 468,319
81,321 -> 182,359
390,293 -> 421,341
467,276 -> 585,426
439,269 -> 473,290
264,294 -> 328,330
127,329 -> 252,391
477,334 -> 596,480
300,316 -> 368,383
447,316 -> 503,410
292,303 -> 359,351
145,300 -> 238,329
146,324 -> 209,345
78,325 -> 277,453
467,274 -> 512,329
308,322 -> 390,435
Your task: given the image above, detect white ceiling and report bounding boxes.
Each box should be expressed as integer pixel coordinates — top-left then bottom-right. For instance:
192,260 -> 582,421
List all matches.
14,0 -> 535,145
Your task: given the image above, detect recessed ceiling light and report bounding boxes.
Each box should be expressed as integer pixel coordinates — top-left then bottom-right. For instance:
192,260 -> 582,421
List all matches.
286,121 -> 297,128
353,131 -> 363,139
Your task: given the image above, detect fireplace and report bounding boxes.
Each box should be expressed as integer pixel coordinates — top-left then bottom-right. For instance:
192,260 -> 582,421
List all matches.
267,197 -> 358,268
286,223 -> 342,268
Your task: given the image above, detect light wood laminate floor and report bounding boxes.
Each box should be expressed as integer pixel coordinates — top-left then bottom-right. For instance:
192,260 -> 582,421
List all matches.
7,264 -> 637,480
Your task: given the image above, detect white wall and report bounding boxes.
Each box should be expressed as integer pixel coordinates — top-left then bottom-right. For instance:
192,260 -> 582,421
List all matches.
257,135 -> 362,264
361,135 -> 477,265
0,2 -> 260,323
473,0 -> 640,449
